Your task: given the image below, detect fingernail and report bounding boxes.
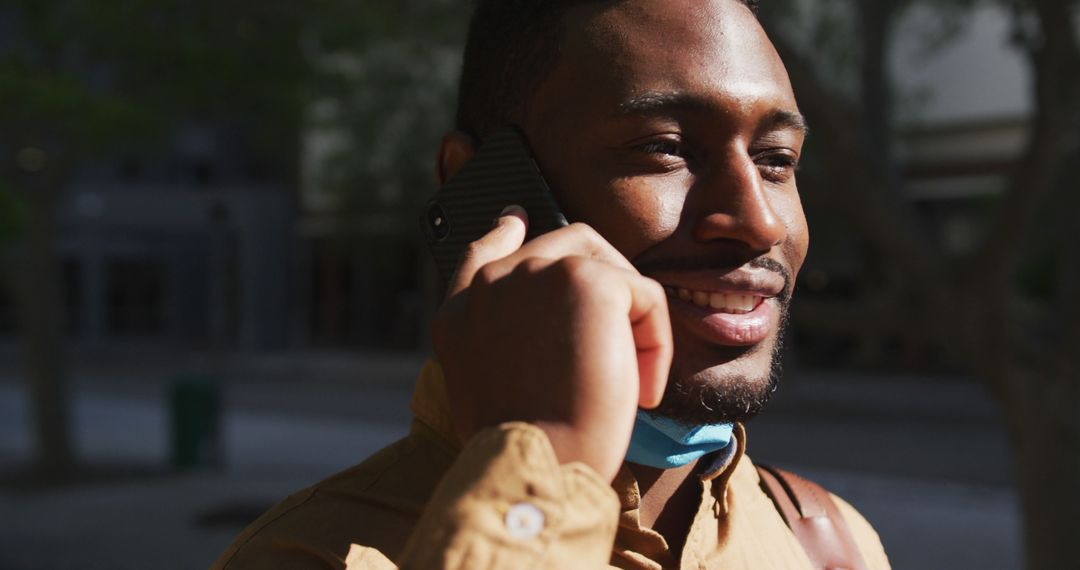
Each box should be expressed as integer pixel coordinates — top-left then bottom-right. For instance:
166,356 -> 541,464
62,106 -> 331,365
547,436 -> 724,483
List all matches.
493,205 -> 525,227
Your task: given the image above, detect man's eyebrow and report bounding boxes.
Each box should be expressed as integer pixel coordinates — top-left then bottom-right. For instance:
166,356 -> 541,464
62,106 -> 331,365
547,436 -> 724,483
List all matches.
615,91 -> 704,116
759,109 -> 809,137
614,91 -> 809,136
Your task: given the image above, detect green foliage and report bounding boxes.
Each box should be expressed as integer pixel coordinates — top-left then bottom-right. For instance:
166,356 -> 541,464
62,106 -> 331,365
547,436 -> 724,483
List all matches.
304,0 -> 473,222
2,0 -> 474,222
0,180 -> 27,246
0,59 -> 160,150
759,0 -> 991,105
2,0 -> 309,156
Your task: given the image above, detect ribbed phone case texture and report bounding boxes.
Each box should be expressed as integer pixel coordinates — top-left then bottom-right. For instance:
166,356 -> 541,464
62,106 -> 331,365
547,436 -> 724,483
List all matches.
423,128 -> 568,284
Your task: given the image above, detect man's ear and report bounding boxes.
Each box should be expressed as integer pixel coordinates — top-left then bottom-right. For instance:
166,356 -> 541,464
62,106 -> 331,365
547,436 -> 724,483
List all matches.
436,131 -> 477,185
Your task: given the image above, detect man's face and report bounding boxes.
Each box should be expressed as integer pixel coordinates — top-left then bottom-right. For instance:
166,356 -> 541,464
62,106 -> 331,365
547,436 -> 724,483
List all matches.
518,0 -> 809,424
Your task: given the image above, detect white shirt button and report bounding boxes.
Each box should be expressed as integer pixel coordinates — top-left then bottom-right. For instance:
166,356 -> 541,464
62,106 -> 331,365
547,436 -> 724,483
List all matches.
504,502 -> 545,539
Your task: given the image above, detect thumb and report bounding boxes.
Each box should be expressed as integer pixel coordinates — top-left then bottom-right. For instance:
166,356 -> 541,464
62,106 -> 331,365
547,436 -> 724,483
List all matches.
446,205 -> 529,298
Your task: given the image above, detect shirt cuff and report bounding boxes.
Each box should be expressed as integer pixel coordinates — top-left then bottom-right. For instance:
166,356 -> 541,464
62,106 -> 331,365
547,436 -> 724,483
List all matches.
398,422 -> 620,570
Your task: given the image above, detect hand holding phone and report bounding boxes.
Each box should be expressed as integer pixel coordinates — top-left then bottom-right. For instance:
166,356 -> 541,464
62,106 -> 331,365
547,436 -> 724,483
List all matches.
424,128 -> 673,482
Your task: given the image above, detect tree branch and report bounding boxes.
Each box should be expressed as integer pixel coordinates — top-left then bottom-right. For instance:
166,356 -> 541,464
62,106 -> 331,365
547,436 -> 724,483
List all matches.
973,0 -> 1080,286
957,0 -> 1080,399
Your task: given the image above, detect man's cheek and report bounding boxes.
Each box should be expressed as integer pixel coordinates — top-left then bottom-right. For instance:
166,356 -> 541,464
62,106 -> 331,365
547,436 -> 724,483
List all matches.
784,194 -> 810,256
596,180 -> 688,256
651,188 -> 688,239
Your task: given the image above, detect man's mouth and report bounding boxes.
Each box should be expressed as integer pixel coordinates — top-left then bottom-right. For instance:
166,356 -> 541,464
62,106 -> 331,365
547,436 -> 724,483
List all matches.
665,287 -> 765,315
639,263 -> 788,347
660,285 -> 779,347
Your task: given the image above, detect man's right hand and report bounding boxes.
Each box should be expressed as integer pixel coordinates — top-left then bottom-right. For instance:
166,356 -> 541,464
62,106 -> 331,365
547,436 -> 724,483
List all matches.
432,206 -> 673,482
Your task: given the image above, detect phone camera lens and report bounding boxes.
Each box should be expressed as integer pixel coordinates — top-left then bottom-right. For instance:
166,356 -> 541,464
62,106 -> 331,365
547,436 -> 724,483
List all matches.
427,203 -> 450,241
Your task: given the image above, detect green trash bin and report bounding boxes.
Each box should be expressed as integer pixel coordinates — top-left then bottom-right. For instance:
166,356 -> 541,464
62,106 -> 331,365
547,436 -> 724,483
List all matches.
171,375 -> 222,469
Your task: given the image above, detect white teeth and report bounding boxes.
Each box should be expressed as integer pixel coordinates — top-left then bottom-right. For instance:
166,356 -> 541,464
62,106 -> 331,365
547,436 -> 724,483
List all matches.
668,288 -> 763,314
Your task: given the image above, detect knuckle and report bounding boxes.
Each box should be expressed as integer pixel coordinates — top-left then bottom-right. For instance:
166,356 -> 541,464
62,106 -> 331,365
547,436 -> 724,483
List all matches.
518,257 -> 548,275
642,276 -> 664,295
647,279 -> 667,302
553,256 -> 596,286
473,263 -> 500,287
568,222 -> 601,242
462,239 -> 489,263
569,222 -> 620,261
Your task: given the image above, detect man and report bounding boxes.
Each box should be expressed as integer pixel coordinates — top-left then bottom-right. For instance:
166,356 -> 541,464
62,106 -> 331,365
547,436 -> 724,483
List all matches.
214,0 -> 891,568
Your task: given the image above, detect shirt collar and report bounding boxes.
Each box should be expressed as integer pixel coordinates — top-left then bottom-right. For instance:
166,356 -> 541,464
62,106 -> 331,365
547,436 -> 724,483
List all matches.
410,358 -> 747,510
409,359 -> 462,451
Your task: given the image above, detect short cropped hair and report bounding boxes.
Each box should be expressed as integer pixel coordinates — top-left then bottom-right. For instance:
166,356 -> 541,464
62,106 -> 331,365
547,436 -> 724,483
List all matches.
455,0 -> 758,137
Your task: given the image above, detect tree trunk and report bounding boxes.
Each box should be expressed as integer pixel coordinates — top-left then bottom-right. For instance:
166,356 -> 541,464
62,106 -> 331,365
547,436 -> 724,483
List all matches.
856,0 -> 900,195
12,162 -> 75,476
1010,378 -> 1080,570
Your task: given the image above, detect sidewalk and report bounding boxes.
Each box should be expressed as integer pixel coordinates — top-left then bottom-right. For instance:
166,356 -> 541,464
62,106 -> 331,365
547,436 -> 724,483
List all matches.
0,350 -> 1022,570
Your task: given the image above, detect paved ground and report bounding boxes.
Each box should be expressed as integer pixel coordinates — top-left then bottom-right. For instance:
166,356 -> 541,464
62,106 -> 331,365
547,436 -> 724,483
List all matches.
0,348 -> 1023,570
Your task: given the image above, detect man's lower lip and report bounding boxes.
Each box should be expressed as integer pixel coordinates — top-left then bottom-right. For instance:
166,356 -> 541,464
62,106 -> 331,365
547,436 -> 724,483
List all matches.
667,296 -> 777,346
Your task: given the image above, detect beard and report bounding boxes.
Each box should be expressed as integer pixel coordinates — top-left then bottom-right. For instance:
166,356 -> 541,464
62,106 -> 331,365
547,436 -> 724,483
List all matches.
650,300 -> 790,426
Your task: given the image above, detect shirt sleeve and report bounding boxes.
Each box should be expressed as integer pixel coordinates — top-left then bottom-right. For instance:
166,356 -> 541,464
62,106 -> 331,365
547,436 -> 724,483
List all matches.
394,422 -> 621,570
344,545 -> 398,570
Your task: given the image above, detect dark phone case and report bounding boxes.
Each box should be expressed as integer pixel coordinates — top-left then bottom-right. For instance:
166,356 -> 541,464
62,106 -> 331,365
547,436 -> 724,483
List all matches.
422,127 -> 569,285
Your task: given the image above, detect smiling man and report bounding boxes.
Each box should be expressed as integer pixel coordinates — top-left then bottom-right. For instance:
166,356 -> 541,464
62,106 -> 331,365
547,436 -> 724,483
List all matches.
213,1 -> 890,568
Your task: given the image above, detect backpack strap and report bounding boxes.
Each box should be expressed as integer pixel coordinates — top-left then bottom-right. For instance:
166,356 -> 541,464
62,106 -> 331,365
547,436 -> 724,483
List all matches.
756,464 -> 870,570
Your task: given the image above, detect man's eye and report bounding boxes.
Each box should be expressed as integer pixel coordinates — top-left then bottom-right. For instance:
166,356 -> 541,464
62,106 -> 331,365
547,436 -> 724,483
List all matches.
636,140 -> 683,157
755,153 -> 799,181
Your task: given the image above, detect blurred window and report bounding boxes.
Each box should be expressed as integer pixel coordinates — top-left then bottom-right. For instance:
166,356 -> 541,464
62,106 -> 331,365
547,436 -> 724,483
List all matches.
106,259 -> 167,336
193,161 -> 216,187
117,158 -> 144,183
309,240 -> 354,345
305,237 -> 423,348
64,259 -> 81,336
246,160 -> 270,183
0,282 -> 14,335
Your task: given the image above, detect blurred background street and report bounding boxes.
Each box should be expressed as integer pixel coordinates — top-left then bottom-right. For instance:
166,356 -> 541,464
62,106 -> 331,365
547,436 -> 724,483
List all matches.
0,347 -> 1021,570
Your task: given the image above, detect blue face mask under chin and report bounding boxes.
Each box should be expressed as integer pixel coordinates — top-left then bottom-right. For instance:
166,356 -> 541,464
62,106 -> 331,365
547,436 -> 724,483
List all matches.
624,410 -> 734,469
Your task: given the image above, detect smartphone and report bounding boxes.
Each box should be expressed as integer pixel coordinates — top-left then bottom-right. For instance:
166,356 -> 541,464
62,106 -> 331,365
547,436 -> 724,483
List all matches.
421,126 -> 569,286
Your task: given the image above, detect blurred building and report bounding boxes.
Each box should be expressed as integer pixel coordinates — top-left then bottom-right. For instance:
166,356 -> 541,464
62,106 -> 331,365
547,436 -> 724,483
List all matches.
792,5 -> 1047,368
293,99 -> 435,351
1,124 -> 294,350
0,116 -> 434,352
893,5 -> 1032,257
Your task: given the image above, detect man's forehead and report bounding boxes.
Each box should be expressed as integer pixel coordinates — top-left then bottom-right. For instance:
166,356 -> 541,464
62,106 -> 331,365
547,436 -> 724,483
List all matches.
564,0 -> 755,51
537,0 -> 796,119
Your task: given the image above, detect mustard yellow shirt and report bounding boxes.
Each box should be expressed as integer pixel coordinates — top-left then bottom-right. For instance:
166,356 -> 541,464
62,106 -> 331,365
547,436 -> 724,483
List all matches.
212,360 -> 890,569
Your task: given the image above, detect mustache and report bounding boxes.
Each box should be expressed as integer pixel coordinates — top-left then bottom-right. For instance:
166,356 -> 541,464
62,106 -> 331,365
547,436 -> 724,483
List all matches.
633,255 -> 792,303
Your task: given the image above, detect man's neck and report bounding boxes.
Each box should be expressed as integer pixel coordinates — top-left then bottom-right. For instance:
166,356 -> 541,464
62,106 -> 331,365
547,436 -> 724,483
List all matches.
627,460 -> 702,558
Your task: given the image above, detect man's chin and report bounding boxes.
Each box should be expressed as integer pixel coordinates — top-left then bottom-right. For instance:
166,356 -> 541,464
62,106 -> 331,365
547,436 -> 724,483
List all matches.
650,364 -> 780,426
651,328 -> 787,426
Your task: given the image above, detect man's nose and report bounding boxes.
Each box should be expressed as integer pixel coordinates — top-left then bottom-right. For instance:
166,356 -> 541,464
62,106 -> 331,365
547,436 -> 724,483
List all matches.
691,152 -> 786,252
